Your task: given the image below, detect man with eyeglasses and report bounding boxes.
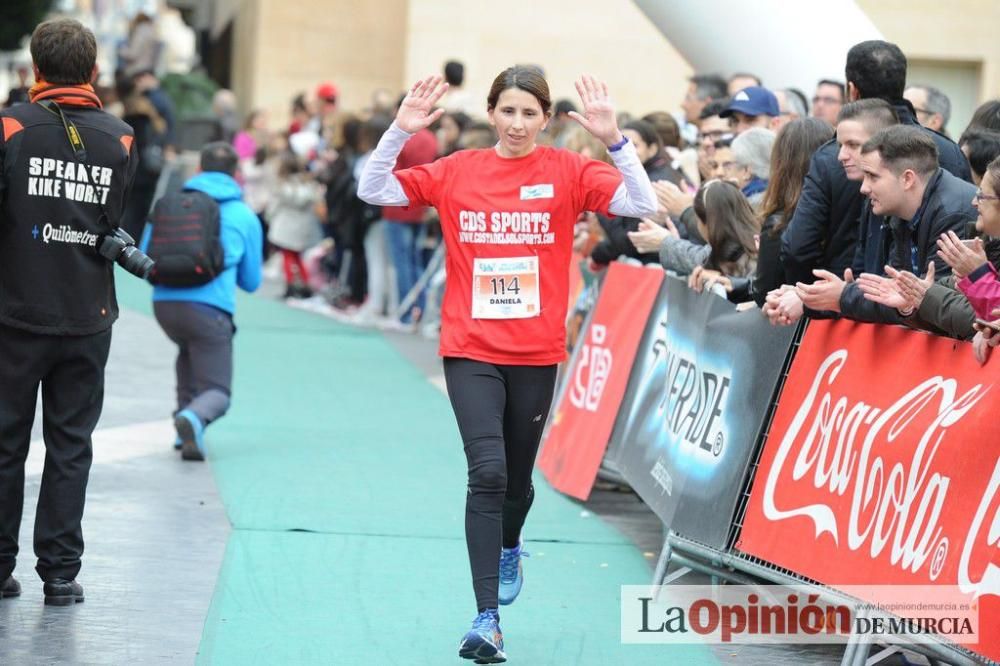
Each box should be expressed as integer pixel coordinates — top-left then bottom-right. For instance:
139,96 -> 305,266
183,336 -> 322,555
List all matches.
695,100 -> 732,182
811,79 -> 845,126
905,85 -> 951,136
680,74 -> 727,146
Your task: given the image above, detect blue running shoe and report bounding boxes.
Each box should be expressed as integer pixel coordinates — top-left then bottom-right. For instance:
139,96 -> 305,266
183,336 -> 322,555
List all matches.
175,409 -> 205,461
498,541 -> 529,606
458,608 -> 506,663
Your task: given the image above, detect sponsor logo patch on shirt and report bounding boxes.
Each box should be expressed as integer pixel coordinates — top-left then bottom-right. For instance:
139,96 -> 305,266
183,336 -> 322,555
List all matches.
520,184 -> 554,200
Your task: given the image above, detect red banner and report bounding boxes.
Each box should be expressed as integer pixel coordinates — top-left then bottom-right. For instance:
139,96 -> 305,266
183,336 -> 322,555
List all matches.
738,319 -> 1000,661
539,262 -> 663,500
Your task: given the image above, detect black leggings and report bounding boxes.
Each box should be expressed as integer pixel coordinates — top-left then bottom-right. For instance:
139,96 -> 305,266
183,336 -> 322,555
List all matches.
443,357 -> 558,613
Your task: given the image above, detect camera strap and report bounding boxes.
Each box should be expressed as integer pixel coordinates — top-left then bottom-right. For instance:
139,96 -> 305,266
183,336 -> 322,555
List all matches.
39,99 -> 87,161
38,99 -> 117,231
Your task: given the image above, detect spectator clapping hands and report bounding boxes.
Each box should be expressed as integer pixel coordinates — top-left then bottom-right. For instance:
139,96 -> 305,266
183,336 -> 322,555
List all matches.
794,268 -> 854,313
857,262 -> 936,315
652,181 -> 694,218
936,231 -> 986,280
627,217 -> 678,254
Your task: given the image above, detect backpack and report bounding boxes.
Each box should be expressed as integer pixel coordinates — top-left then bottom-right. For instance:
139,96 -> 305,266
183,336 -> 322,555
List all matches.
323,154 -> 380,248
146,190 -> 225,287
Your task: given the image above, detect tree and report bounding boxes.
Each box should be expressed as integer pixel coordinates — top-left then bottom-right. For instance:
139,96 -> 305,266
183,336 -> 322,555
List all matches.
0,0 -> 56,52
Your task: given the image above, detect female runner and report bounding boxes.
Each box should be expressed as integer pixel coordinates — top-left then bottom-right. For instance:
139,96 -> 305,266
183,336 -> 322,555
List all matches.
359,66 -> 656,663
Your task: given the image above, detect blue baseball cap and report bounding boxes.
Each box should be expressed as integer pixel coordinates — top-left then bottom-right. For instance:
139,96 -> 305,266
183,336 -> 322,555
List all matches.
720,86 -> 780,118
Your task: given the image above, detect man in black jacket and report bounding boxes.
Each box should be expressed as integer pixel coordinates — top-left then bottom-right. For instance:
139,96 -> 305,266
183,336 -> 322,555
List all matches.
780,40 -> 971,287
0,19 -> 137,605
795,126 -> 975,323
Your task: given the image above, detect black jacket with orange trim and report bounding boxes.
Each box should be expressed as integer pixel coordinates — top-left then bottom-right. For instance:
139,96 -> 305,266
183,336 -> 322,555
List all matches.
0,86 -> 138,335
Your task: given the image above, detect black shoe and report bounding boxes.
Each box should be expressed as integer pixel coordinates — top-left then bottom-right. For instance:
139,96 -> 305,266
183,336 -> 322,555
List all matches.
0,576 -> 20,599
43,579 -> 84,606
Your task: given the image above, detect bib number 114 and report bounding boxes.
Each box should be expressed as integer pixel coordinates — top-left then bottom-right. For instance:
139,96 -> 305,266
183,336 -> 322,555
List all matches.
490,276 -> 521,296
472,256 -> 540,319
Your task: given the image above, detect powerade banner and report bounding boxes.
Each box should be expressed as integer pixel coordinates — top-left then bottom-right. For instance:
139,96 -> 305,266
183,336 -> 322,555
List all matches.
614,276 -> 797,548
539,262 -> 663,500
737,319 -> 1000,662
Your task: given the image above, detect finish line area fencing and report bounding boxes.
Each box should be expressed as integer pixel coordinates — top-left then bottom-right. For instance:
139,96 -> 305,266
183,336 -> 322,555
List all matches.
537,262 -> 1000,666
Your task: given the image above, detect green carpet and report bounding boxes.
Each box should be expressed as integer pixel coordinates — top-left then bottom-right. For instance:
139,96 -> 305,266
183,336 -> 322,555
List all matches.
116,274 -> 717,665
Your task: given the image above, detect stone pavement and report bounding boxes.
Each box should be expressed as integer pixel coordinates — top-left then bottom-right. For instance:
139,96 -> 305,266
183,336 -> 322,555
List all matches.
0,308 -> 229,665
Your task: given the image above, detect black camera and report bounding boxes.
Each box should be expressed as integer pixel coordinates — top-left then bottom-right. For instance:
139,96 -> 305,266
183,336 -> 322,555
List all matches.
96,228 -> 154,279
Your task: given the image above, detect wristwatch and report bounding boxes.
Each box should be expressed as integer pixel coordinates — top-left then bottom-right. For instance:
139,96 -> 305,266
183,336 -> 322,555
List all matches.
607,135 -> 629,152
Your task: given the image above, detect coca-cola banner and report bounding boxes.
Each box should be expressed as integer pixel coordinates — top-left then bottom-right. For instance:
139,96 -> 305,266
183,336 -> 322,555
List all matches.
538,263 -> 663,500
737,319 -> 1000,662
615,276 -> 798,548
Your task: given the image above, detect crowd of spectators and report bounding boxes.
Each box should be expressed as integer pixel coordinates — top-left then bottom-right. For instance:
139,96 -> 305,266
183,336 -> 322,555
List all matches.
13,17 -> 1000,359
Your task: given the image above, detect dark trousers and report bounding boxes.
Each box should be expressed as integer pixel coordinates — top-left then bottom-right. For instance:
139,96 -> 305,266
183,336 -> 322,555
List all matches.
0,323 -> 112,582
153,301 -> 234,426
442,358 -> 558,612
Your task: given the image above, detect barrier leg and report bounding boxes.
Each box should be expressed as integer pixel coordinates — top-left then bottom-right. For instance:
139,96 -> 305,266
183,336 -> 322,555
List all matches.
661,566 -> 692,585
842,608 -> 866,666
394,243 -> 445,320
848,615 -> 874,666
864,646 -> 902,665
650,535 -> 695,602
651,534 -> 672,588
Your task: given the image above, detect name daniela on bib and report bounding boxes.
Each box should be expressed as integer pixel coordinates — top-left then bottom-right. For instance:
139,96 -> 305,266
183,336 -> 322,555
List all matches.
472,256 -> 540,319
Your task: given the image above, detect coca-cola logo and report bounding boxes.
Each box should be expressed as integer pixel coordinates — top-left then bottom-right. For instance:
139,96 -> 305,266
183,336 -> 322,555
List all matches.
959,458 -> 1000,599
569,324 -> 613,412
762,350 -> 996,588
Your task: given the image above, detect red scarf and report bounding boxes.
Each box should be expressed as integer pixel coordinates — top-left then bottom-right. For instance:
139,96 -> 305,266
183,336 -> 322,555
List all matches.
29,81 -> 102,109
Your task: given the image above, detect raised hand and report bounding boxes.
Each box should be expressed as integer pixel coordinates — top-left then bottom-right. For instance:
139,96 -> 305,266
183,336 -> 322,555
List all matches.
936,232 -> 986,280
893,262 -> 935,312
627,220 -> 669,253
794,268 -> 853,313
567,75 -> 622,147
857,272 -> 910,311
395,75 -> 449,134
653,180 -> 695,218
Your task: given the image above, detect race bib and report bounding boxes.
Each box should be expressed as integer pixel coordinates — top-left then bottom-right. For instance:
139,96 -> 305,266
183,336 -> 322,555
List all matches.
520,184 -> 554,200
472,256 -> 540,319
